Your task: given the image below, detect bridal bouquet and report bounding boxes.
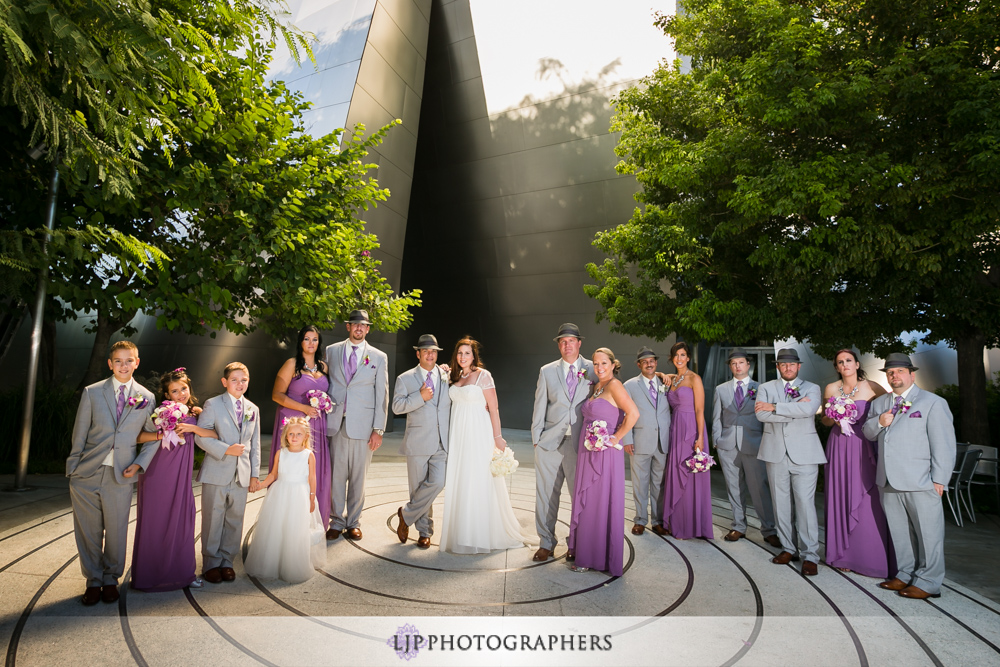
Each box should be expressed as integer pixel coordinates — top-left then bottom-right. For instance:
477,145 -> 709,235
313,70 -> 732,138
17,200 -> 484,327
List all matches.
153,401 -> 189,450
584,420 -> 622,452
306,389 -> 334,414
683,451 -> 715,473
825,396 -> 859,431
490,447 -> 519,477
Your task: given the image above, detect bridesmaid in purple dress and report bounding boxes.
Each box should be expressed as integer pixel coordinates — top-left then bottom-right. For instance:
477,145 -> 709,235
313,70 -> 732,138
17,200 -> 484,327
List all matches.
567,348 -> 639,575
660,342 -> 714,539
822,349 -> 894,577
132,369 -> 217,591
271,326 -> 333,530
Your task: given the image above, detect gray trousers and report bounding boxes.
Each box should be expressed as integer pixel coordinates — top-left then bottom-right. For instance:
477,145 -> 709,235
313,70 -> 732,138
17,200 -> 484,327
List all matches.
629,449 -> 666,527
69,465 -> 133,587
200,476 -> 248,570
534,433 -> 578,551
766,454 -> 820,563
331,421 -> 374,531
402,446 -> 447,537
880,484 -> 946,594
718,446 -> 777,536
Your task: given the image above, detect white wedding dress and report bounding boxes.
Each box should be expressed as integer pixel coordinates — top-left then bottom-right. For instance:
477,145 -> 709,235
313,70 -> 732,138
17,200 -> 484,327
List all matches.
440,369 -> 528,554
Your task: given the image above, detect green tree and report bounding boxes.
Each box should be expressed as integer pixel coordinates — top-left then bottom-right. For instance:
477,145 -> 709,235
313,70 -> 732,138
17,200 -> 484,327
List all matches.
586,0 -> 1000,444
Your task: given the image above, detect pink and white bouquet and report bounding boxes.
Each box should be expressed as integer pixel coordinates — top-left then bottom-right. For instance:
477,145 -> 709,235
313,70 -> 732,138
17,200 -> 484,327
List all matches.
490,447 -> 519,477
306,389 -> 334,414
584,420 -> 622,452
153,400 -> 189,450
683,451 -> 715,473
825,396 -> 859,432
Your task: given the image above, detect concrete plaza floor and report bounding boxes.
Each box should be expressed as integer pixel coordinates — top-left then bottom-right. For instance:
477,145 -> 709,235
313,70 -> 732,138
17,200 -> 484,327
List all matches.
2,427 -> 999,666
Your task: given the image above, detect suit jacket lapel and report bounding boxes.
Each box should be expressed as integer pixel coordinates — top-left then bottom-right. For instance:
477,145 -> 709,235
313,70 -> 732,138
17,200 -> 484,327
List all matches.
224,393 -> 239,433
102,379 -> 117,426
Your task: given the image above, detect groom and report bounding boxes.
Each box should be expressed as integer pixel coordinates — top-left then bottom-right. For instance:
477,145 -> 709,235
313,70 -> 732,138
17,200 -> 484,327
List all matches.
392,334 -> 451,549
530,322 -> 594,561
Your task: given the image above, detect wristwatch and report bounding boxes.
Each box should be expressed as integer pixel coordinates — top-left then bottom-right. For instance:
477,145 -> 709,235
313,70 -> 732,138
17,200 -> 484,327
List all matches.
375,429 -> 384,436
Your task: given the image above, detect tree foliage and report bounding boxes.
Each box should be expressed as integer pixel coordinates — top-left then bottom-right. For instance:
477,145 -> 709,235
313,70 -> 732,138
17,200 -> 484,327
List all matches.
587,0 -> 1000,442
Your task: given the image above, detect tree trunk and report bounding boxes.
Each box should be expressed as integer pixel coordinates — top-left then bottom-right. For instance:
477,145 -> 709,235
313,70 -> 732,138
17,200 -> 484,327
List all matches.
78,310 -> 126,391
956,329 -> 990,446
40,317 -> 57,385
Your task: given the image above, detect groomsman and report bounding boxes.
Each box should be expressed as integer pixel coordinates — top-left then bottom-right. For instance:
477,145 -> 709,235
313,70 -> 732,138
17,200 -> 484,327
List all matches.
531,323 -> 594,561
325,309 -> 389,541
393,334 -> 451,549
755,348 -> 826,576
862,353 -> 956,599
621,347 -> 670,536
713,348 -> 779,546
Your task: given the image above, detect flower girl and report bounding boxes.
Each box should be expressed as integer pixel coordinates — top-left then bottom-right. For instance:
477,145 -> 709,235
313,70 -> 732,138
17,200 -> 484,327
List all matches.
244,418 -> 326,583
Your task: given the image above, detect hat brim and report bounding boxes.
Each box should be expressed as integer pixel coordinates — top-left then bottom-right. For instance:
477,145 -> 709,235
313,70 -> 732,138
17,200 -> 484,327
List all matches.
553,334 -> 583,341
413,345 -> 443,351
880,364 -> 918,372
636,354 -> 658,361
348,320 -> 371,326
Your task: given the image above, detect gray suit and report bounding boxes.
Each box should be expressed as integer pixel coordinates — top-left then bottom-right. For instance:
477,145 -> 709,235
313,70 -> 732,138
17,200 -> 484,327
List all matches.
66,378 -> 157,587
756,378 -> 826,562
862,386 -> 956,593
392,364 -> 451,537
195,393 -> 261,570
621,375 -> 670,528
325,339 -> 389,530
713,379 -> 776,537
531,358 -> 595,550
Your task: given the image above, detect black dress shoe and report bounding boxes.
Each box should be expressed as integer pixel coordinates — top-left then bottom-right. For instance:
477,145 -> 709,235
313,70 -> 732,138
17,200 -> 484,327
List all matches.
81,587 -> 102,606
101,585 -> 120,603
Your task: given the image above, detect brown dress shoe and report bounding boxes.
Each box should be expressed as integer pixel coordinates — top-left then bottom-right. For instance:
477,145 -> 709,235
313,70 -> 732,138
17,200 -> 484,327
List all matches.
345,527 -> 362,540
898,585 -> 940,599
81,587 -> 102,606
417,536 -> 431,549
802,561 -> 818,576
771,551 -> 798,565
532,547 -> 553,562
326,528 -> 342,540
396,508 -> 409,544
203,568 -> 223,584
878,578 -> 909,591
650,525 -> 669,536
763,535 -> 782,548
220,567 -> 236,582
724,530 -> 745,542
101,585 -> 120,604
631,524 -> 645,535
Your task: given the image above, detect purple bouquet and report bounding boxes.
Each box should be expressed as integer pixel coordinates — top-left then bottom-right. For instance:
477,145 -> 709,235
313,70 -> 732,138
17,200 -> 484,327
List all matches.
306,389 -> 334,414
153,400 -> 189,450
584,420 -> 622,452
825,396 -> 859,432
683,451 -> 715,473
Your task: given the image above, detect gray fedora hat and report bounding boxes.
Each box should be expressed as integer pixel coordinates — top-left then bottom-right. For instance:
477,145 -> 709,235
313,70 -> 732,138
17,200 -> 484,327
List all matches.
636,346 -> 658,361
880,352 -> 918,372
346,309 -> 371,325
775,348 -> 802,363
413,334 -> 443,351
553,322 -> 583,341
728,347 -> 750,362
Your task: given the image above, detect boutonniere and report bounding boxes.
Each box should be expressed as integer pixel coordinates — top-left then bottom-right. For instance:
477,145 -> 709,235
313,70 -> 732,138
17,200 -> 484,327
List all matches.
576,368 -> 587,382
243,409 -> 255,424
784,384 -> 801,399
127,393 -> 149,409
439,368 -> 449,384
897,400 -> 913,415
746,387 -> 757,400
363,355 -> 371,367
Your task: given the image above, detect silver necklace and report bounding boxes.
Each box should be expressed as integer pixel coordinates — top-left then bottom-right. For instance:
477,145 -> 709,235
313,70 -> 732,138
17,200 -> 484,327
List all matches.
839,381 -> 860,399
302,361 -> 319,373
671,371 -> 688,389
460,369 -> 471,379
592,380 -> 611,398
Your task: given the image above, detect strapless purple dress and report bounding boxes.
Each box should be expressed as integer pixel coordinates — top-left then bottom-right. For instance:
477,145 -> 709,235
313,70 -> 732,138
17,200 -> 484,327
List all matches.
662,386 -> 714,539
271,373 -> 332,530
567,398 -> 625,575
824,399 -> 894,577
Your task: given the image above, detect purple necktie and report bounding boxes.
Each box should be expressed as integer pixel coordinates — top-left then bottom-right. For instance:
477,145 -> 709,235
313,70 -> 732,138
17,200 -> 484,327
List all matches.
116,385 -> 126,422
649,379 -> 658,406
345,345 -> 359,384
735,381 -> 745,409
425,370 -> 434,390
891,395 -> 903,415
235,398 -> 243,424
567,365 -> 577,401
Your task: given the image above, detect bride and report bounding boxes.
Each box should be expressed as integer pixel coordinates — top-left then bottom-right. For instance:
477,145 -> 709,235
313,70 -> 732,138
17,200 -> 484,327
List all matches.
439,337 -> 528,554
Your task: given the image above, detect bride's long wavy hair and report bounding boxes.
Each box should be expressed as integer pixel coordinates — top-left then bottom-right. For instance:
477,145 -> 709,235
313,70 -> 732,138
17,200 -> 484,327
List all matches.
449,336 -> 484,384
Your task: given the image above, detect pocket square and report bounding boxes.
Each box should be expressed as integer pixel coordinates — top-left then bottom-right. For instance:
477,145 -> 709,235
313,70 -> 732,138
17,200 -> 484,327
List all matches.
909,411 -> 922,418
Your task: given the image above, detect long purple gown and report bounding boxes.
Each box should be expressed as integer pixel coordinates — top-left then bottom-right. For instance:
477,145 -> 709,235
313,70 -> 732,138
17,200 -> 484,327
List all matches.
131,416 -> 196,591
662,386 -> 714,539
567,398 -> 625,576
824,399 -> 895,577
271,373 -> 332,530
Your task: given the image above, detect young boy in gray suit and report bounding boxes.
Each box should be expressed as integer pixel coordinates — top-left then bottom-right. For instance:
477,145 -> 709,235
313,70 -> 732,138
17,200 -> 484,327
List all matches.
195,362 -> 261,583
67,340 -> 158,606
